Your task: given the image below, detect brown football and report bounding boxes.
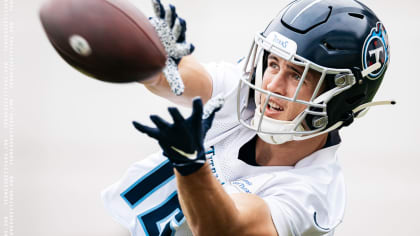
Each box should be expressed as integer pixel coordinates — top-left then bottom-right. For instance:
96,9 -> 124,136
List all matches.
39,0 -> 167,83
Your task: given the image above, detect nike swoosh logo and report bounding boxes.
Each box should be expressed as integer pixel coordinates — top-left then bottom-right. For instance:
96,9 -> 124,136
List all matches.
170,146 -> 197,160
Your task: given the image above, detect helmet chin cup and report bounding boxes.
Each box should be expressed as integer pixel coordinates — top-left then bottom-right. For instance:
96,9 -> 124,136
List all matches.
251,105 -> 304,145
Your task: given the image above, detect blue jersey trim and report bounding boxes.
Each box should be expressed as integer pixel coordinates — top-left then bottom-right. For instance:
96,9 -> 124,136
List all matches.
137,191 -> 184,236
120,159 -> 174,209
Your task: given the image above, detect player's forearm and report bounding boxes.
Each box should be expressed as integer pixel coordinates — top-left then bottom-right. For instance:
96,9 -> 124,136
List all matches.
141,55 -> 213,107
175,163 -> 242,236
142,72 -> 192,106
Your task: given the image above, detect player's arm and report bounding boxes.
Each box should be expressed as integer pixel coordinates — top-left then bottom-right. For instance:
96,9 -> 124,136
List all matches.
133,98 -> 279,235
176,163 -> 278,236
140,0 -> 212,106
142,55 -> 213,106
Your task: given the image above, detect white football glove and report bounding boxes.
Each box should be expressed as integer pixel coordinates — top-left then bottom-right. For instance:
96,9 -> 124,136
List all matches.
149,0 -> 195,95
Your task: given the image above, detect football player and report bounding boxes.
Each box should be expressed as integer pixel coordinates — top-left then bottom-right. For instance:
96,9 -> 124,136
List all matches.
102,0 -> 393,235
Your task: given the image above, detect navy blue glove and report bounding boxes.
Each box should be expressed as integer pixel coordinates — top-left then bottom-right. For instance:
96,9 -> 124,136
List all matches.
133,97 -> 224,176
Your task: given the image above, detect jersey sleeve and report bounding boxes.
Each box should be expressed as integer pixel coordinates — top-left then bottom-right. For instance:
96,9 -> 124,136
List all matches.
201,61 -> 249,143
202,61 -> 243,99
229,163 -> 345,236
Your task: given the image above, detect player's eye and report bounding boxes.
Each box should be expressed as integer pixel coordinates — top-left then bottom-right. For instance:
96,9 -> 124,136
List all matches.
291,73 -> 308,86
268,61 -> 279,70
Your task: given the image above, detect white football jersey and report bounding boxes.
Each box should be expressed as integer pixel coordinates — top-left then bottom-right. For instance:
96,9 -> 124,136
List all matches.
102,61 -> 346,236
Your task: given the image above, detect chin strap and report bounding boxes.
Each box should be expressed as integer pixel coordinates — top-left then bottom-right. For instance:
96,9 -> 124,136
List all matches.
353,100 -> 396,116
341,99 -> 396,128
294,100 -> 396,141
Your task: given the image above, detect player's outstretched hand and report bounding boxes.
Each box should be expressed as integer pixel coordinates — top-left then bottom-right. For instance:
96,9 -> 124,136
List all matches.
133,97 -> 224,176
149,0 -> 195,96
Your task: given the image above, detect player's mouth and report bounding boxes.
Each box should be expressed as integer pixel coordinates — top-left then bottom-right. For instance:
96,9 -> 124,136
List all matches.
267,100 -> 284,111
263,99 -> 285,117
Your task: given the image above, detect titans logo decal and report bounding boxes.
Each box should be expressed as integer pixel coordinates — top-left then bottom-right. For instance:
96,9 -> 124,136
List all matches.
362,22 -> 390,80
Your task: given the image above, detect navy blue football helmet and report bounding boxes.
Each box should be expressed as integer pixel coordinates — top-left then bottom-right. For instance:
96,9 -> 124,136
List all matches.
238,0 -> 392,144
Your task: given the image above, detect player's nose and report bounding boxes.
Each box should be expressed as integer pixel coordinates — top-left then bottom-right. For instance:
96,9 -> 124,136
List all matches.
267,71 -> 288,96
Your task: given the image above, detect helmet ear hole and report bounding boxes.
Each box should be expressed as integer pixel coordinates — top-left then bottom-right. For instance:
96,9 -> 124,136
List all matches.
322,41 -> 337,51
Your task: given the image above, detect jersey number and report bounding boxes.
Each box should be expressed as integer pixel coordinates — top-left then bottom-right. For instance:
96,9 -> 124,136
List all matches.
121,160 -> 185,236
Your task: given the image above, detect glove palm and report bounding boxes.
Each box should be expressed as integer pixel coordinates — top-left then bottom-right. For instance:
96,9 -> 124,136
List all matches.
149,0 -> 195,95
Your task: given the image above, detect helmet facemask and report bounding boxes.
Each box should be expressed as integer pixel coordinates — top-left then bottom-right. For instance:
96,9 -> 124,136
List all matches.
236,0 -> 394,145
237,32 -> 356,144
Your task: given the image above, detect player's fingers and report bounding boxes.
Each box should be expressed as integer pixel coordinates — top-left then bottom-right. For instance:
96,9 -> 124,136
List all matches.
168,4 -> 177,28
202,95 -> 224,119
172,18 -> 183,41
189,44 -> 195,54
168,107 -> 185,123
202,109 -> 218,139
202,109 -> 217,135
191,97 -> 203,125
174,43 -> 195,59
163,4 -> 174,27
151,0 -> 165,19
150,115 -> 171,131
175,17 -> 186,43
202,96 -> 224,136
132,121 -> 161,139
192,97 -> 203,115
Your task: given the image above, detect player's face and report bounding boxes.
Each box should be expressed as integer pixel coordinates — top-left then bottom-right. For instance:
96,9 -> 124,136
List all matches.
260,54 -> 322,121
